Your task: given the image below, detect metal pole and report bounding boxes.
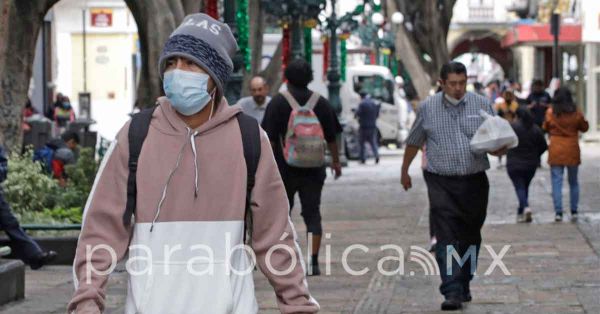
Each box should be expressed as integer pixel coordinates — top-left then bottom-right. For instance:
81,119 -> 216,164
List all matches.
551,12 -> 560,79
327,0 -> 341,115
42,22 -> 48,115
82,9 -> 87,92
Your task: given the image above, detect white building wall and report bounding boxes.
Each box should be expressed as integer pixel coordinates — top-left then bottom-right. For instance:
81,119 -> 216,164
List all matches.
48,0 -> 138,140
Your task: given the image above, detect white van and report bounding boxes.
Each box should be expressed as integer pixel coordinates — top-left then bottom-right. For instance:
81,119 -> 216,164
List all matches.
340,65 -> 413,158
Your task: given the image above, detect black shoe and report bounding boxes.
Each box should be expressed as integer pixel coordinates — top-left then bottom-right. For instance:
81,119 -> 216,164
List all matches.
30,251 -> 57,270
462,285 -> 472,302
307,263 -> 321,276
462,292 -> 472,302
441,296 -> 463,311
375,157 -> 380,164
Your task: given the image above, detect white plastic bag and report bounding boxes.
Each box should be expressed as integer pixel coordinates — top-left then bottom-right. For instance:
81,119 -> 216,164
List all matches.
470,110 -> 518,153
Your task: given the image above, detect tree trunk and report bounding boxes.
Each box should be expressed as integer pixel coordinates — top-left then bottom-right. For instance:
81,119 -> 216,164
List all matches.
260,41 -> 283,97
386,0 -> 431,100
125,0 -> 182,108
392,0 -> 456,85
0,0 -> 59,151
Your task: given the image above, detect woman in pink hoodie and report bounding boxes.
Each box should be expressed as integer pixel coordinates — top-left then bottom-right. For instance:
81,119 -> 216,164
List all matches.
68,14 -> 318,314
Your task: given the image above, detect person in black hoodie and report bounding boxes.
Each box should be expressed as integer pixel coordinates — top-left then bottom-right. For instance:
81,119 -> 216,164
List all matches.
506,108 -> 548,223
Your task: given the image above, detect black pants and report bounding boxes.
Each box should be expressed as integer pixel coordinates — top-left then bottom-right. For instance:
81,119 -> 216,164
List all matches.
424,171 -> 489,298
283,172 -> 325,236
0,189 -> 42,263
507,167 -> 537,214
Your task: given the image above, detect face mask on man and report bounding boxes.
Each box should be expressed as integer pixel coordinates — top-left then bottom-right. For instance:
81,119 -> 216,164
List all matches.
163,69 -> 216,116
62,102 -> 72,110
444,94 -> 464,106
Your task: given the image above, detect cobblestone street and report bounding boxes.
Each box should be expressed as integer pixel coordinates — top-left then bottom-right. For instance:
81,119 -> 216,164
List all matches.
2,144 -> 599,314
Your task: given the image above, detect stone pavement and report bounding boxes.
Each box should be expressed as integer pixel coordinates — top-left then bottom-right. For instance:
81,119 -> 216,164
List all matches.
1,144 -> 599,314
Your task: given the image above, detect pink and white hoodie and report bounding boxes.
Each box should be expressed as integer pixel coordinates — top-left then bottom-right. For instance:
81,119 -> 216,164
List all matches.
67,98 -> 319,314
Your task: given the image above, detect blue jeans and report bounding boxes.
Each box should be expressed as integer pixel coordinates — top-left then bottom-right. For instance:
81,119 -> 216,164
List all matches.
550,166 -> 579,214
507,168 -> 537,214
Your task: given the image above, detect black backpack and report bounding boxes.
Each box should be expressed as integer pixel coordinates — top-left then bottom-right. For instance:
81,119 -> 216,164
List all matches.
122,106 -> 260,243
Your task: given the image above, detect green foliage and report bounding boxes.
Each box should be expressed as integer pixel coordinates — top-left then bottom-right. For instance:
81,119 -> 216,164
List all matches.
2,147 -> 99,225
61,147 -> 98,209
1,149 -> 58,215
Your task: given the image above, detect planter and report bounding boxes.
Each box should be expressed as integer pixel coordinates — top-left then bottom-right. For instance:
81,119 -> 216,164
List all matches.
0,259 -> 25,306
0,236 -> 79,266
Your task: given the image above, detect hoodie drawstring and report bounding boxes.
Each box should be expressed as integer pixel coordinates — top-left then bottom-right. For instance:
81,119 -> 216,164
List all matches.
191,130 -> 199,198
151,128 -> 200,232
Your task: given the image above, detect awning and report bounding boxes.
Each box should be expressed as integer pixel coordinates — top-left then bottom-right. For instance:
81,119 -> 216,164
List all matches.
501,23 -> 582,48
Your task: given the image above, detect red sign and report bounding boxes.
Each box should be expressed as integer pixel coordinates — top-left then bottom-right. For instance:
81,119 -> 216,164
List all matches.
501,23 -> 582,48
91,9 -> 113,27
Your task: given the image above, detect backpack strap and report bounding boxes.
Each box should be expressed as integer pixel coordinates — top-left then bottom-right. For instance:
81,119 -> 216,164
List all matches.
281,90 -> 301,111
123,106 -> 157,226
236,113 -> 261,244
306,92 -> 320,110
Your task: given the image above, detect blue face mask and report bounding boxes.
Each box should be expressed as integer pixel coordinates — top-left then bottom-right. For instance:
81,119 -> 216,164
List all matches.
163,69 -> 215,116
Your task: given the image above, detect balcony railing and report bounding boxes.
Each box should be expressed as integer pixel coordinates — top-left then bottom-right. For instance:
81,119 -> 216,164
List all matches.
468,6 -> 495,21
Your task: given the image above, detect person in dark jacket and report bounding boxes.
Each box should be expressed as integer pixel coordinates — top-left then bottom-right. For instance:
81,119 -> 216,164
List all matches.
506,108 -> 547,223
0,145 -> 57,269
526,79 -> 551,128
355,91 -> 380,164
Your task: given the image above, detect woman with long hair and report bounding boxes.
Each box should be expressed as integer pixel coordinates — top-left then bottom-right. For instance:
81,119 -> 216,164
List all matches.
506,108 -> 547,222
543,87 -> 589,222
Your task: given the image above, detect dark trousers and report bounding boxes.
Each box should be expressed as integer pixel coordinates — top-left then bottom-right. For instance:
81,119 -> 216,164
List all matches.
359,128 -> 379,162
507,167 -> 537,214
0,190 -> 42,263
283,173 -> 325,235
424,171 -> 489,298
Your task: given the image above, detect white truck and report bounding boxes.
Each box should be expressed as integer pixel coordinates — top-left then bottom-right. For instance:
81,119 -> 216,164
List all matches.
340,65 -> 414,159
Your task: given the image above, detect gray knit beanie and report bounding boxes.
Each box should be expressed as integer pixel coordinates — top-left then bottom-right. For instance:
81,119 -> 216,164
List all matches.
159,14 -> 238,97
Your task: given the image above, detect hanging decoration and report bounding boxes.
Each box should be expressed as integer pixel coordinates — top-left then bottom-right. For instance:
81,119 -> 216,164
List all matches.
304,27 -> 312,65
282,23 -> 291,77
391,56 -> 398,77
339,32 -> 350,82
322,35 -> 329,78
340,39 -> 347,82
303,19 -> 317,66
235,0 -> 250,72
205,0 -> 218,19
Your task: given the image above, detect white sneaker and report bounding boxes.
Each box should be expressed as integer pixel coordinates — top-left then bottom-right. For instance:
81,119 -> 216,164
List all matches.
0,246 -> 11,257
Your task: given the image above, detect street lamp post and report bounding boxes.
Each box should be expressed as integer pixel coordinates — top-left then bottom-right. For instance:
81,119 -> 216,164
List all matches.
326,0 -> 341,115
262,0 -> 325,61
323,0 -> 362,115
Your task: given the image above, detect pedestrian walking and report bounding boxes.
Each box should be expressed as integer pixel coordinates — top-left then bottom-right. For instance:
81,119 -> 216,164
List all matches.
68,14 -> 318,314
355,90 -> 380,164
506,108 -> 547,223
543,87 -> 589,222
237,76 -> 271,124
0,145 -> 57,269
401,62 -> 507,311
262,58 -> 342,277
494,90 -> 520,168
526,79 -> 551,128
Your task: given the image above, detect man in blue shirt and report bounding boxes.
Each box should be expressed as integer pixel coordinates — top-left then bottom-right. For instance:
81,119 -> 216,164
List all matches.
355,91 -> 380,164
